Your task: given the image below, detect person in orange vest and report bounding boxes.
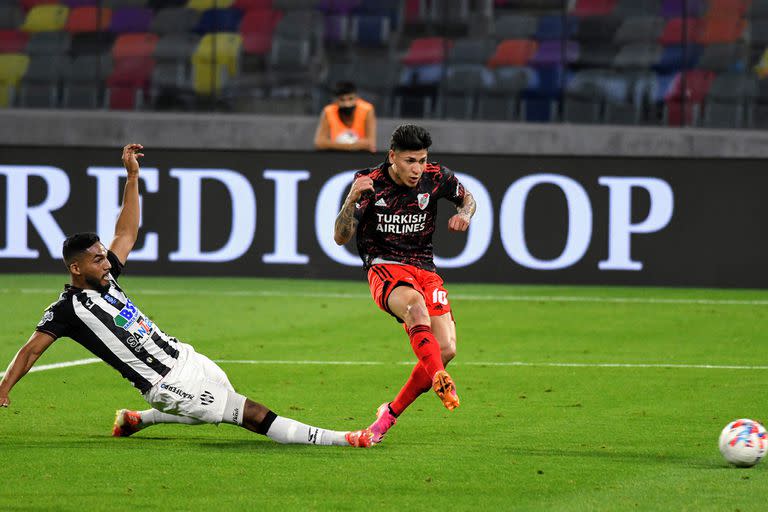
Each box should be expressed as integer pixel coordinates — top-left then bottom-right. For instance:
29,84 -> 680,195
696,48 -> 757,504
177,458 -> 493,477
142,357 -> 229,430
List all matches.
314,81 -> 377,153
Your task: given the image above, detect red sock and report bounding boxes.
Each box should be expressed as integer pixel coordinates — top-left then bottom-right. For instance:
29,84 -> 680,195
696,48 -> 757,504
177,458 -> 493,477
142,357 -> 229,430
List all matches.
407,324 -> 444,379
390,362 -> 432,416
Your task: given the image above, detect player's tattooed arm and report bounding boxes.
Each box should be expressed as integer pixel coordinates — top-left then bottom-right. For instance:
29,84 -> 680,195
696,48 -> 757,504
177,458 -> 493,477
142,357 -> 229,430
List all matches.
457,191 -> 476,220
334,176 -> 374,245
448,191 -> 476,232
334,199 -> 359,245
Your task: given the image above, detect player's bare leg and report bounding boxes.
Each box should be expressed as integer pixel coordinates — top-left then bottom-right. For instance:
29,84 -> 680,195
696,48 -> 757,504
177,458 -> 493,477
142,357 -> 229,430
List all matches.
392,287 -> 459,407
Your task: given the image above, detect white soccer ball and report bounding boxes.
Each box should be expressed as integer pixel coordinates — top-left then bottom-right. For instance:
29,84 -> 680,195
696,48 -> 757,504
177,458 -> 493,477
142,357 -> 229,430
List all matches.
335,130 -> 359,144
718,418 -> 767,467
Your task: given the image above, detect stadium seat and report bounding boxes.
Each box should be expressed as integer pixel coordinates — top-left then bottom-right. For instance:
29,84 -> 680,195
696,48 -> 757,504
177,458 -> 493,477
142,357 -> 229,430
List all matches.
70,32 -> 115,56
107,56 -> 154,109
613,0 -> 661,16
696,17 -> 746,45
0,30 -> 29,53
571,0 -> 617,17
487,39 -> 537,68
493,14 -> 538,40
661,0 -> 706,18
113,33 -> 159,60
0,53 -> 29,106
194,8 -> 242,34
239,8 -> 281,64
447,38 -> 494,65
476,66 -> 532,121
572,15 -> 620,43
614,16 -> 665,44
663,69 -> 715,125
349,14 -> 390,48
21,5 -> 69,32
750,0 -> 768,19
109,7 -> 153,33
535,15 -> 576,41
529,40 -> 579,67
402,37 -> 451,66
706,0 -> 750,17
428,0 -> 471,37
574,42 -> 617,68
0,6 -> 23,30
150,7 -> 200,34
192,32 -> 241,93
26,31 -> 71,56
436,63 -> 491,119
654,44 -> 701,71
232,0 -> 273,10
15,53 -> 67,107
697,43 -> 746,72
65,7 -> 113,33
702,71 -> 757,127
186,0 -> 235,11
613,43 -> 662,69
659,17 -> 700,45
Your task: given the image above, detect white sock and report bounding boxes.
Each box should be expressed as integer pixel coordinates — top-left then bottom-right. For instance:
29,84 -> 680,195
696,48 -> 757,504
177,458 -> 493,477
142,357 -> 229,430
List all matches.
139,409 -> 205,426
265,416 -> 348,446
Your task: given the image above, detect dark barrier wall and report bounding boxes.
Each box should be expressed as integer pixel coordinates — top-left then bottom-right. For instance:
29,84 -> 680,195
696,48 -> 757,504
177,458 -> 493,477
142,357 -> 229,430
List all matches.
1,147 -> 766,288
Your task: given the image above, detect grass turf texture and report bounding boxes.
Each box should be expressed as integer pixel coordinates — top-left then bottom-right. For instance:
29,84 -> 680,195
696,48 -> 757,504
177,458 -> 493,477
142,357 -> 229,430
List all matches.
0,274 -> 766,511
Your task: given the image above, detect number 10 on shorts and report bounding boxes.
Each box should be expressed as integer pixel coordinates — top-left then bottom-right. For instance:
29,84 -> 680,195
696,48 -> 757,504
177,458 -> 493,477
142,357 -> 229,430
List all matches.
432,289 -> 448,305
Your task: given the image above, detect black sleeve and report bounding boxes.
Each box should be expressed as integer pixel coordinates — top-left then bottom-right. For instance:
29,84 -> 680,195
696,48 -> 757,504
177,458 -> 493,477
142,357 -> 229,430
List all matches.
437,166 -> 466,206
35,295 -> 74,340
107,250 -> 124,280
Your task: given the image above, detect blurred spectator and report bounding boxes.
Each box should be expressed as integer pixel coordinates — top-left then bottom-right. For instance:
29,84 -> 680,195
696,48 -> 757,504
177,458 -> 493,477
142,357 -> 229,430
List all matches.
314,81 -> 377,152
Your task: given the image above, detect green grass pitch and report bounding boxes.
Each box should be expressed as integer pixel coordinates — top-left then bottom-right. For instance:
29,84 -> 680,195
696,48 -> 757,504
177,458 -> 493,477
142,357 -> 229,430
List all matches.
0,274 -> 766,511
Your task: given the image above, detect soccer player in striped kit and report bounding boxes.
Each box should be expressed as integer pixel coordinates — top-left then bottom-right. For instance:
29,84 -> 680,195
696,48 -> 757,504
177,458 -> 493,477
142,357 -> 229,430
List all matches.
334,124 -> 476,444
0,143 -> 372,448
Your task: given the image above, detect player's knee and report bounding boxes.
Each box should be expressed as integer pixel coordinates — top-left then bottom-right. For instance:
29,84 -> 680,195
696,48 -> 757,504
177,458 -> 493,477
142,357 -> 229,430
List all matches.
404,301 -> 430,326
441,343 -> 456,364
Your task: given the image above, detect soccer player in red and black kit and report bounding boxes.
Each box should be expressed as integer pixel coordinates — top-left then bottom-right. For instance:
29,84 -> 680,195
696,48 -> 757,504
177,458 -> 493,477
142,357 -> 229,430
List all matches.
334,124 -> 476,444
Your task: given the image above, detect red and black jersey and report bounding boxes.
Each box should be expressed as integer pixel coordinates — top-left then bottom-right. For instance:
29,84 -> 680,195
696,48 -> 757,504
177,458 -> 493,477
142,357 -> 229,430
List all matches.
353,160 -> 466,272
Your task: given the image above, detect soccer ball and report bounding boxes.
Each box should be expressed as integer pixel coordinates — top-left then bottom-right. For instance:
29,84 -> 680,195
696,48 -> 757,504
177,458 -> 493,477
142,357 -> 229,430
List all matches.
335,130 -> 359,144
718,418 -> 767,467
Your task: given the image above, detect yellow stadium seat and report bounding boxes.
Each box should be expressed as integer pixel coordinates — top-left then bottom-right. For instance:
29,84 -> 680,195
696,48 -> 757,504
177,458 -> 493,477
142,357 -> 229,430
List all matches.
755,50 -> 768,79
21,5 -> 70,33
186,0 -> 234,11
0,53 -> 29,107
192,32 -> 241,94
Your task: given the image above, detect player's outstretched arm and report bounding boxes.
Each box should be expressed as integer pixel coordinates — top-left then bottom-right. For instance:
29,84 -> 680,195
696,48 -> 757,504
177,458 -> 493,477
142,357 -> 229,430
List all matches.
109,143 -> 144,264
448,191 -> 476,232
0,332 -> 56,408
334,176 -> 373,245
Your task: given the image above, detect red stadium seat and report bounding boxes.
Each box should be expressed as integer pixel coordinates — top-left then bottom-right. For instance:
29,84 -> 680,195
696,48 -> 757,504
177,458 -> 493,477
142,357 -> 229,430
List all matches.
659,17 -> 700,45
706,0 -> 750,16
664,69 -> 715,125
239,8 -> 282,55
487,39 -> 538,68
112,33 -> 158,60
571,0 -> 617,17
0,30 -> 29,53
107,56 -> 154,109
231,0 -> 271,10
695,16 -> 746,44
65,6 -> 112,33
401,37 -> 452,65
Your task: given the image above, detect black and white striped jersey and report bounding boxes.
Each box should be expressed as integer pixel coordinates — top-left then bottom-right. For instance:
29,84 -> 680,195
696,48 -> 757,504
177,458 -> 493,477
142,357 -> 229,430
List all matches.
36,251 -> 180,393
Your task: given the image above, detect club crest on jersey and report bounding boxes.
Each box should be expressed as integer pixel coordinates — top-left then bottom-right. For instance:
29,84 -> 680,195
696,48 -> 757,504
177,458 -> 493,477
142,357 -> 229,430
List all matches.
37,309 -> 54,327
417,193 -> 430,210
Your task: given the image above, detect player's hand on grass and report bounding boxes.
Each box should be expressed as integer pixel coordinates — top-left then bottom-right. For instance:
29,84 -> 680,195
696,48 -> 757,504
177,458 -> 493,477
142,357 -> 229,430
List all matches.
448,213 -> 470,232
347,176 -> 375,203
122,143 -> 144,177
0,395 -> 10,408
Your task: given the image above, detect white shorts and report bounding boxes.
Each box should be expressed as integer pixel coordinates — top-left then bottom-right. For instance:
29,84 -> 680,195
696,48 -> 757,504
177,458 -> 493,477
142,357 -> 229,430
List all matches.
143,343 -> 234,424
